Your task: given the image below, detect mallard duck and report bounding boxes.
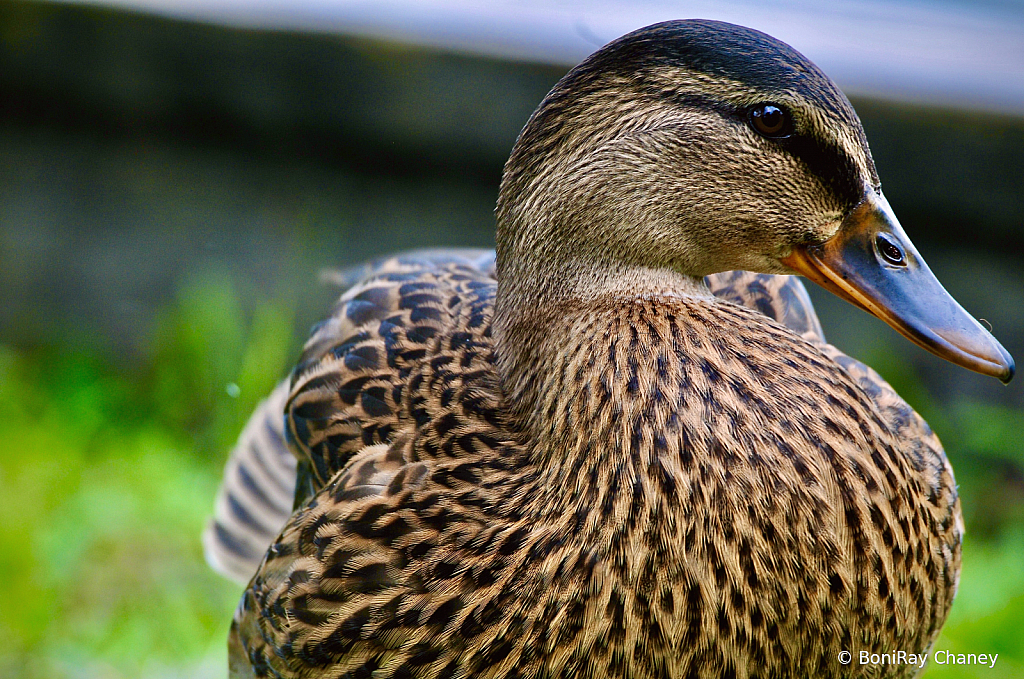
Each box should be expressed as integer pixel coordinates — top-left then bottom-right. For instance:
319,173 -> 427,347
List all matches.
205,19 -> 1014,679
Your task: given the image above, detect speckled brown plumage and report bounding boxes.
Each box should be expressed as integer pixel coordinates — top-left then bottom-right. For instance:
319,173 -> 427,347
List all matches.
219,256 -> 958,679
209,19 -> 972,679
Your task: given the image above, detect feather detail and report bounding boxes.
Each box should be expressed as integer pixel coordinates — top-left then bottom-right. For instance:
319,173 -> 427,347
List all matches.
204,379 -> 296,584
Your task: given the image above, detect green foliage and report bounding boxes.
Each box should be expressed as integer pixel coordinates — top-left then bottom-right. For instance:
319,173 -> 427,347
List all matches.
148,272 -> 296,459
0,278 -> 1021,677
0,274 -> 296,679
926,529 -> 1024,678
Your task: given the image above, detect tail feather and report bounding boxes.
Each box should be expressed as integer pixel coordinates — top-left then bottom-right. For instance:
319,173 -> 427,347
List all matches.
203,379 -> 297,584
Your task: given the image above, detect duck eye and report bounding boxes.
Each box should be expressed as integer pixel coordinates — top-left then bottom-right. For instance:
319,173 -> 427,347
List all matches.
749,104 -> 792,138
875,233 -> 906,266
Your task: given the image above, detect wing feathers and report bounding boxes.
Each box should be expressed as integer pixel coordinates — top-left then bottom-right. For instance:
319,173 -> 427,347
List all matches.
204,379 -> 296,583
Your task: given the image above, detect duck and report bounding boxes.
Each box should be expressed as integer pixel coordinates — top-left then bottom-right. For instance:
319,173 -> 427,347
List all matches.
204,19 -> 1015,679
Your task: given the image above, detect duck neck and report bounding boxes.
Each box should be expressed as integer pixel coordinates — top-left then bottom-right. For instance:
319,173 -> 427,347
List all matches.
493,258 -> 710,514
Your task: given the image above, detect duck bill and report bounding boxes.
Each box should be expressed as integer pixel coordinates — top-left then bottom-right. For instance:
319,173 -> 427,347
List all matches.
781,190 -> 1014,384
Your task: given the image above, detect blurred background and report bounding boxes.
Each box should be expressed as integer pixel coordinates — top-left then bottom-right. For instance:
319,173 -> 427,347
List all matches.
1,0 -> 1022,677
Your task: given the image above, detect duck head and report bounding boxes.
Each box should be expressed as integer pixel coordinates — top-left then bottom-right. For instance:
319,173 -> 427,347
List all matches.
495,19 -> 1013,383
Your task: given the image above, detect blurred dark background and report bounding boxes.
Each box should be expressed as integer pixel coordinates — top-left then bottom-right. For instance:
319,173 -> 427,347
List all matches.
1,1 -> 1022,677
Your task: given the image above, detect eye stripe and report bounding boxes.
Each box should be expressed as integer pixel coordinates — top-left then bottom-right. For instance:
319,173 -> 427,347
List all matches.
655,94 -> 865,211
777,133 -> 864,209
633,88 -> 866,211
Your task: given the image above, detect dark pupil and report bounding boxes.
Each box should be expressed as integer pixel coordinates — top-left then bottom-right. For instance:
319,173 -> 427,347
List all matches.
877,235 -> 905,264
760,106 -> 782,130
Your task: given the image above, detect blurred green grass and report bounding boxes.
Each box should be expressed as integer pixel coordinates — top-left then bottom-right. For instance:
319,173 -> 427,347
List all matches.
0,273 -> 295,678
0,274 -> 1022,678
